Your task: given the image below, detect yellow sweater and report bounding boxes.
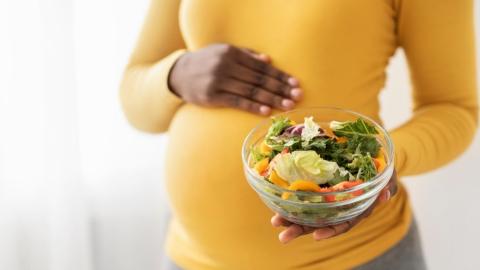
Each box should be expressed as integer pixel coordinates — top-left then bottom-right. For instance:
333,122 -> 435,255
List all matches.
120,0 -> 478,269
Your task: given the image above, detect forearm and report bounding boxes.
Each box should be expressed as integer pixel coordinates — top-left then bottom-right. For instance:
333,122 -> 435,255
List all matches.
120,50 -> 185,133
391,102 -> 478,176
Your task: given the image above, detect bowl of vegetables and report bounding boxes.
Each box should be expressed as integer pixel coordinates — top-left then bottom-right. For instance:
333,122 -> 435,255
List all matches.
241,107 -> 394,227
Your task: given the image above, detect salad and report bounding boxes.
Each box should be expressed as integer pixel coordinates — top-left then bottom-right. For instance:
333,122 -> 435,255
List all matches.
250,116 -> 387,203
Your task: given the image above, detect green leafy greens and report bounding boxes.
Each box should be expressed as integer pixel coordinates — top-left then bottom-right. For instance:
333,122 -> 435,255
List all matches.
265,117 -> 293,151
347,153 -> 377,181
330,118 -> 378,137
256,116 -> 383,183
330,118 -> 381,157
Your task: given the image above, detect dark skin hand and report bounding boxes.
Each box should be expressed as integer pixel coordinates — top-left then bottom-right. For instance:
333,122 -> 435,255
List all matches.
272,171 -> 399,244
168,43 -> 303,115
169,43 -> 397,244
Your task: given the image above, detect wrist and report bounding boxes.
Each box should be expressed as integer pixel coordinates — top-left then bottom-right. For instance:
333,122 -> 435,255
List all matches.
167,52 -> 188,98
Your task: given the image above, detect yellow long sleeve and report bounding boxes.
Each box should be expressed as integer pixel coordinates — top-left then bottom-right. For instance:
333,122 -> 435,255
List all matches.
120,0 -> 185,133
391,0 -> 478,175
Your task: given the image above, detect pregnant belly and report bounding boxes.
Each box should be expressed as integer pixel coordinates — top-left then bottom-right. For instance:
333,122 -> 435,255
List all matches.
165,105 -> 275,247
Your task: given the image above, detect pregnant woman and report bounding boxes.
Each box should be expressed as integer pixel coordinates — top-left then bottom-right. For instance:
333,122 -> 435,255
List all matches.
120,0 -> 478,269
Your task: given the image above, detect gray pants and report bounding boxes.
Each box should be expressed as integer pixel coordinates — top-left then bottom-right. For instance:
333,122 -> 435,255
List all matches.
161,220 -> 427,270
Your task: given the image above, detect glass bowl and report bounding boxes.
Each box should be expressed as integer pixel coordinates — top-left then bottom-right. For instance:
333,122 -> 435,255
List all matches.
241,107 -> 395,227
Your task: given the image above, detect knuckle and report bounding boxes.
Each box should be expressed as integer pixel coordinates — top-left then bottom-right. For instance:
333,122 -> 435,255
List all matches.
278,72 -> 289,83
254,74 -> 266,86
248,86 -> 259,98
281,84 -> 291,95
203,88 -> 217,101
274,95 -> 283,106
254,60 -> 267,71
247,102 -> 258,112
198,89 -> 214,103
227,95 -> 240,107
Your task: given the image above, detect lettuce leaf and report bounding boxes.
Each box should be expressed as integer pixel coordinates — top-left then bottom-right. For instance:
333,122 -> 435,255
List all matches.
274,151 -> 339,184
301,117 -> 321,147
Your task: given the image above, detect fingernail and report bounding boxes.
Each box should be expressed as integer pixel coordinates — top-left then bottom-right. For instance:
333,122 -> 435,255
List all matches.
278,231 -> 289,244
271,216 -> 280,227
259,105 -> 271,115
385,190 -> 391,201
288,77 -> 300,87
290,88 -> 303,101
313,227 -> 336,240
281,99 -> 295,109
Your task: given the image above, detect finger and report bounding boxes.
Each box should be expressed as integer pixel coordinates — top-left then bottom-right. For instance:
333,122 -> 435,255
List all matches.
239,48 -> 271,63
213,91 -> 271,115
279,224 -> 306,244
362,197 -> 380,218
218,78 -> 295,110
378,172 -> 398,203
378,188 -> 391,203
233,48 -> 299,87
271,214 -> 293,227
389,170 -> 399,197
226,63 -> 303,101
312,226 -> 337,240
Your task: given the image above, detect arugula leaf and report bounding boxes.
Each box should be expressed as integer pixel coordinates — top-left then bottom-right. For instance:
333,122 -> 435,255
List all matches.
346,134 -> 380,157
347,153 -> 377,181
307,137 -> 327,150
313,139 -> 350,167
284,136 -> 302,150
330,118 -> 378,138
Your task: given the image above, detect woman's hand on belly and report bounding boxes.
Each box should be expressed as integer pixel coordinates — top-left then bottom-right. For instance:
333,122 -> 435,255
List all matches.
272,171 -> 399,244
168,43 -> 303,115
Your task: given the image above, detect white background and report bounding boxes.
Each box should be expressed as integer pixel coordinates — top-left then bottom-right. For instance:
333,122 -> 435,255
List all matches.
0,0 -> 479,269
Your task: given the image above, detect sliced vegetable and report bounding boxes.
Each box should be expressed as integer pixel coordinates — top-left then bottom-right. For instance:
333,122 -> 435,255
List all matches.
259,140 -> 272,155
318,187 -> 336,202
373,149 -> 386,172
268,170 -> 289,188
343,180 -> 364,196
254,158 -> 269,175
287,179 -> 322,192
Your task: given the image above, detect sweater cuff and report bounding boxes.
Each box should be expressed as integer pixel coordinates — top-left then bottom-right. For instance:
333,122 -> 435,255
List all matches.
389,130 -> 408,176
149,49 -> 187,106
